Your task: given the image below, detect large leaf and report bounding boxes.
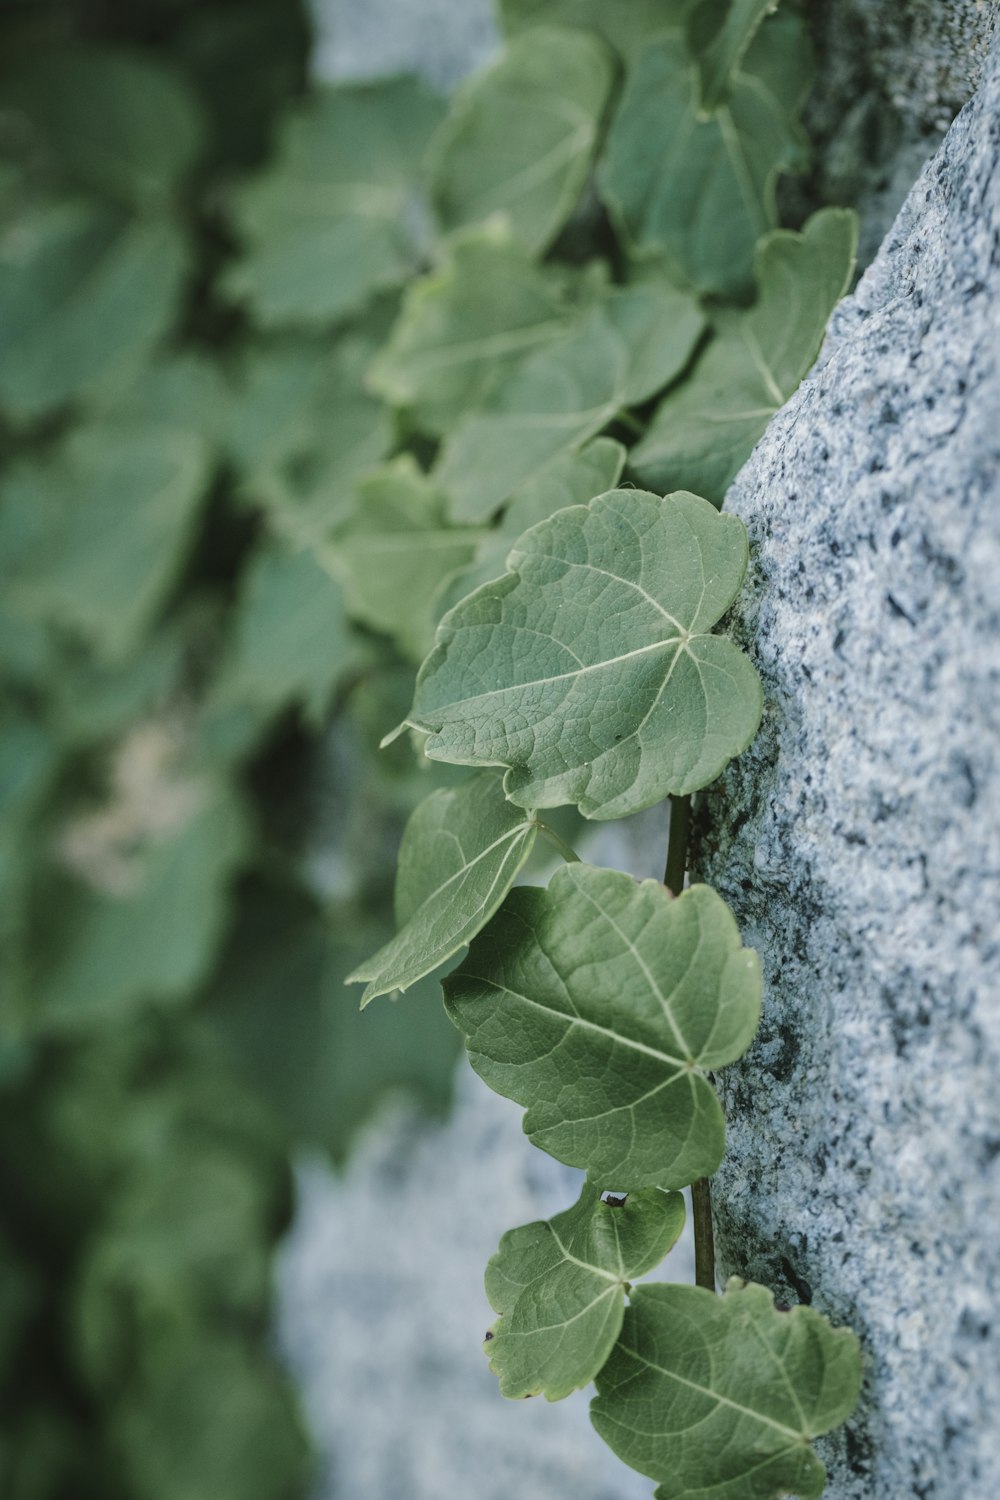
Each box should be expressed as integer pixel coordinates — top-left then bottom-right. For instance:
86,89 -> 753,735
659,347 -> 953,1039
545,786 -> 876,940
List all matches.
591,1279 -> 862,1500
225,334 -> 391,544
631,209 -> 858,501
500,0 -> 696,58
367,222 -> 576,436
347,772 -> 538,1006
214,539 -> 360,725
223,77 -> 444,327
429,27 -> 615,254
444,870 -> 761,1187
323,456 -> 485,662
0,199 -> 187,422
440,437 -> 625,612
485,1185 -> 685,1400
435,284 -> 704,522
2,420 -> 210,661
0,46 -> 205,207
597,10 -> 811,296
403,489 -> 762,818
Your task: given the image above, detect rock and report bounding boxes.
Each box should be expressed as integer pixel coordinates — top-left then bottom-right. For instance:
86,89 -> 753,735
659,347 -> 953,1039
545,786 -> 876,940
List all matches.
308,0 -> 498,89
692,28 -> 1000,1500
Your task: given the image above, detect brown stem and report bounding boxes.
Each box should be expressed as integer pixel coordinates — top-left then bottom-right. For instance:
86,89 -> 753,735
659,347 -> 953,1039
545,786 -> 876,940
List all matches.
691,1177 -> 716,1291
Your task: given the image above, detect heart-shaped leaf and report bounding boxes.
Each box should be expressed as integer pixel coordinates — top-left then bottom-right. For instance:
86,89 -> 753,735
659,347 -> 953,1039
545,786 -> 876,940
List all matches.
631,209 -> 857,502
223,76 -> 444,327
367,222 -> 577,437
591,1279 -> 862,1500
597,9 -> 810,296
403,489 -> 761,818
485,1185 -> 685,1400
347,772 -> 538,1006
444,869 -> 761,1187
688,0 -> 778,111
429,27 -> 615,254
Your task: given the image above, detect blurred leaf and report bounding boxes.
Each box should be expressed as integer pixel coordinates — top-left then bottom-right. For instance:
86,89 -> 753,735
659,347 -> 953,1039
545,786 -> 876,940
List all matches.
446,872 -> 762,1187
0,46 -> 205,207
348,771 -> 538,1006
2,420 -> 211,661
485,1185 -> 685,1399
687,0 -> 777,110
324,455 -> 484,662
225,334 -> 391,544
435,281 -> 704,521
0,198 -> 187,422
214,537 -> 360,726
223,76 -> 444,327
368,221 -> 576,436
632,209 -> 858,501
597,9 -> 811,296
32,780 -> 249,1032
429,27 -> 615,254
405,490 -> 762,818
591,1279 -> 862,1500
500,0 -> 696,57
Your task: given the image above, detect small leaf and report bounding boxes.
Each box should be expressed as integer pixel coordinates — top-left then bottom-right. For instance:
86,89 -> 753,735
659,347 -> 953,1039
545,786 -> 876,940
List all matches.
597,10 -> 810,296
223,77 -> 444,327
429,27 -> 615,254
485,1184 -> 685,1400
0,199 -> 187,422
444,869 -> 762,1187
405,489 -> 761,819
0,46 -> 205,207
631,209 -> 858,502
591,1279 -> 862,1500
367,221 -> 577,436
435,284 -> 704,522
347,772 -> 538,1006
323,456 -> 485,662
439,437 -> 625,613
500,0 -> 696,60
688,0 -> 778,111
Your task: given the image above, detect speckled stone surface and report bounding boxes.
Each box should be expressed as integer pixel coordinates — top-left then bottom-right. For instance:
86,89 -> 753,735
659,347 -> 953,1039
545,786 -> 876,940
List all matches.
691,31 -> 1000,1500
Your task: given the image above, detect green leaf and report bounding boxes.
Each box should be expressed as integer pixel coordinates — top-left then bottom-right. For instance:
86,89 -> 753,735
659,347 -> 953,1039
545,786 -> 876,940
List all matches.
631,209 -> 858,501
597,10 -> 810,296
0,46 -> 205,207
688,0 -> 778,110
485,1184 -> 685,1400
405,489 -> 762,818
0,199 -> 187,422
367,221 -> 577,436
429,27 -> 615,254
435,283 -> 704,522
347,771 -> 538,1006
214,538 -> 360,725
323,456 -> 485,662
500,0 -> 696,59
439,436 -> 625,613
32,782 -> 249,1033
223,77 -> 444,327
2,420 -> 210,661
225,334 -> 391,544
591,1279 -> 862,1500
444,869 -> 761,1187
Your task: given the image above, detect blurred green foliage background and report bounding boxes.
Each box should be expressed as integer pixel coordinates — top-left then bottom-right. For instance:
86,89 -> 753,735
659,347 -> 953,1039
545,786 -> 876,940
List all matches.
0,3 -> 463,1496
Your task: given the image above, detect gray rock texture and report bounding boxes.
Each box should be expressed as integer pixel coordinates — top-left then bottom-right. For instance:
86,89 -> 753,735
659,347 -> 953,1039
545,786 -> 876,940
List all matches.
308,0 -> 498,89
692,28 -> 1000,1500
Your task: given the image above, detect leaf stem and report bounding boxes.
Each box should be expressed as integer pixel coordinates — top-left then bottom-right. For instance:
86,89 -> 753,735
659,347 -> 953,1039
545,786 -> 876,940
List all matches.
691,1178 -> 716,1291
614,407 -> 645,437
663,794 -> 716,1291
535,820 -> 582,864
